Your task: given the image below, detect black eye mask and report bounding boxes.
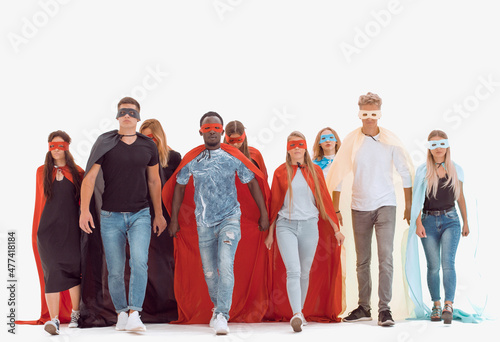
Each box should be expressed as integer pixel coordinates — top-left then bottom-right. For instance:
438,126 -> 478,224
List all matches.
116,108 -> 141,121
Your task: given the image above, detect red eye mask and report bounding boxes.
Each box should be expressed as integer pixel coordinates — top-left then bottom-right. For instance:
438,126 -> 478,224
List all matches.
48,141 -> 69,151
199,123 -> 223,133
226,132 -> 246,144
287,139 -> 307,151
146,133 -> 157,143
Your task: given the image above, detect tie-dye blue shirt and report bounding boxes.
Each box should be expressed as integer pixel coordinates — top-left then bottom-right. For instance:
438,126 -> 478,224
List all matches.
176,148 -> 255,227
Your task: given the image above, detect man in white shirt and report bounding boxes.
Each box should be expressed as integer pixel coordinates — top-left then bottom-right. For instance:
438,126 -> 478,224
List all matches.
327,92 -> 413,326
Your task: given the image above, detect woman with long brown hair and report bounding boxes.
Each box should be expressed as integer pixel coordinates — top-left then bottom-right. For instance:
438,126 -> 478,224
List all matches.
312,127 -> 341,177
224,120 -> 268,180
32,130 -> 84,335
265,131 -> 344,332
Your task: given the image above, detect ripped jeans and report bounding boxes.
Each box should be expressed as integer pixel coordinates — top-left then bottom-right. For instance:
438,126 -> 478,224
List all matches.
197,216 -> 241,320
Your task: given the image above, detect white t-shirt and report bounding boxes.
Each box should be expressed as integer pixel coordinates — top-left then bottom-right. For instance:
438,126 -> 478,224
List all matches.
352,134 -> 412,211
278,169 -> 319,221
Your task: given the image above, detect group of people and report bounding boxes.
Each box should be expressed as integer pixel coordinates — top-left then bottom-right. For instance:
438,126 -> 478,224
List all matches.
25,92 -> 470,336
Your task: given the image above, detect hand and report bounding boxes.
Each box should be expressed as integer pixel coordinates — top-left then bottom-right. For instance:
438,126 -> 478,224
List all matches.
153,215 -> 167,237
462,222 -> 470,237
403,206 -> 411,225
168,219 -> 180,238
334,231 -> 345,246
336,212 -> 343,226
79,210 -> 95,234
264,232 -> 274,250
258,215 -> 270,232
416,222 -> 427,238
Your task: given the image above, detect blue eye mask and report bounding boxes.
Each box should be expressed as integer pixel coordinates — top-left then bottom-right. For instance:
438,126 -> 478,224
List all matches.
116,108 -> 141,121
319,134 -> 337,143
428,139 -> 449,150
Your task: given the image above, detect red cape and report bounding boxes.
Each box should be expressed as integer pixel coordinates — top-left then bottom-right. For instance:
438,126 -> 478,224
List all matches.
18,165 -> 84,325
249,146 -> 268,181
162,144 -> 271,323
265,163 -> 345,322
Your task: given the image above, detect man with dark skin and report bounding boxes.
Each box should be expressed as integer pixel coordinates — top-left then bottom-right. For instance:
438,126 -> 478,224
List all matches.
168,112 -> 269,335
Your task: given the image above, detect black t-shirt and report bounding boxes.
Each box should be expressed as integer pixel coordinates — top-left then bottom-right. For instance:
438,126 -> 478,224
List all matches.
96,137 -> 159,212
423,176 -> 455,211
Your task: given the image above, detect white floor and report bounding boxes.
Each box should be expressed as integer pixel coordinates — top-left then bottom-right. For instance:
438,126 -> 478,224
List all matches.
7,319 -> 498,342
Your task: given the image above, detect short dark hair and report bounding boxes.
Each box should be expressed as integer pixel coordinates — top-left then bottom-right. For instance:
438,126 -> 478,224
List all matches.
118,97 -> 141,112
200,111 -> 223,127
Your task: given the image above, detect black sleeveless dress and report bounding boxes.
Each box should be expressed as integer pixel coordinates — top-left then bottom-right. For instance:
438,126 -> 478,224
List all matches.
37,177 -> 81,293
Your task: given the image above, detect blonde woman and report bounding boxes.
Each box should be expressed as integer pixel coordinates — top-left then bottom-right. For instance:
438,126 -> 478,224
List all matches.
312,127 -> 341,178
410,130 -> 468,324
265,131 -> 344,332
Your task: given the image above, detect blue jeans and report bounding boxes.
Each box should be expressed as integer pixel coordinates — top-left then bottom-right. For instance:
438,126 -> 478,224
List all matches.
197,217 -> 241,320
100,207 -> 151,313
276,217 -> 319,314
420,208 -> 461,303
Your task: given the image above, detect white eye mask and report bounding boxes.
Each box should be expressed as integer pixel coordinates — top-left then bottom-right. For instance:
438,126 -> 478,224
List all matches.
358,110 -> 382,120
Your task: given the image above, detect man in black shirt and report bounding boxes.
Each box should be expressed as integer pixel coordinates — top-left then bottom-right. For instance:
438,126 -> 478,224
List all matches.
80,97 -> 166,332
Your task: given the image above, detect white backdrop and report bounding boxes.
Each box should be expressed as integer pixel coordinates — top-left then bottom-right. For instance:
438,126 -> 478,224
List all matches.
1,0 -> 499,339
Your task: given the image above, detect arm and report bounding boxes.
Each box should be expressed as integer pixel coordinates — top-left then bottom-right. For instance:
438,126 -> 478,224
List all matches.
264,220 -> 275,250
332,190 -> 343,226
168,182 -> 186,238
457,181 -> 469,237
403,187 -> 412,225
415,212 -> 426,238
247,178 -> 270,231
147,164 -> 167,236
79,164 -> 101,234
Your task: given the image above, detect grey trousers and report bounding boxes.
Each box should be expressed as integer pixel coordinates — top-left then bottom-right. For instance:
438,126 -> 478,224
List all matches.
351,206 -> 396,313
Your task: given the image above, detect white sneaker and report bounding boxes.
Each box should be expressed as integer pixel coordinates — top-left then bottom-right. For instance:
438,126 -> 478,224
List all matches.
209,308 -> 217,328
69,310 -> 80,328
115,311 -> 128,331
301,313 -> 308,326
290,313 -> 303,332
213,313 -> 229,335
125,311 -> 146,332
44,318 -> 60,335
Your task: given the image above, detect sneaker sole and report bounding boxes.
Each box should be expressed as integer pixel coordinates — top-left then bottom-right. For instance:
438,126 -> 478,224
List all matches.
68,323 -> 79,328
342,317 -> 372,322
126,326 -> 146,332
215,328 -> 229,335
378,320 -> 395,327
291,317 -> 303,332
44,324 -> 59,335
431,317 -> 442,322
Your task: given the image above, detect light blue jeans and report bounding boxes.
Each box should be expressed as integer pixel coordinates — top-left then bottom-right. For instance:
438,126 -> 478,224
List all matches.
276,217 -> 319,314
100,207 -> 151,313
197,217 -> 241,320
420,208 -> 461,303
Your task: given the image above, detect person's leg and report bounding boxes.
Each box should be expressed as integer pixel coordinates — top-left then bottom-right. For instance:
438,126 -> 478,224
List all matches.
215,218 -> 241,320
127,207 -> 152,313
441,210 -> 461,305
420,213 -> 442,304
351,209 -> 375,311
374,206 -> 396,313
68,284 -> 81,311
45,292 -> 60,319
276,219 -> 302,314
297,218 -> 319,310
100,210 -> 129,313
198,224 -> 219,310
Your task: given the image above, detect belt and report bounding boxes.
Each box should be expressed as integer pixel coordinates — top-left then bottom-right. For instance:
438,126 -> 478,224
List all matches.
423,207 -> 455,216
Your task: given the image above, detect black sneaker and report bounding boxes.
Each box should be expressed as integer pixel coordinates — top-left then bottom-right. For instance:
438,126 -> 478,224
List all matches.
378,310 -> 395,326
342,306 -> 372,322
